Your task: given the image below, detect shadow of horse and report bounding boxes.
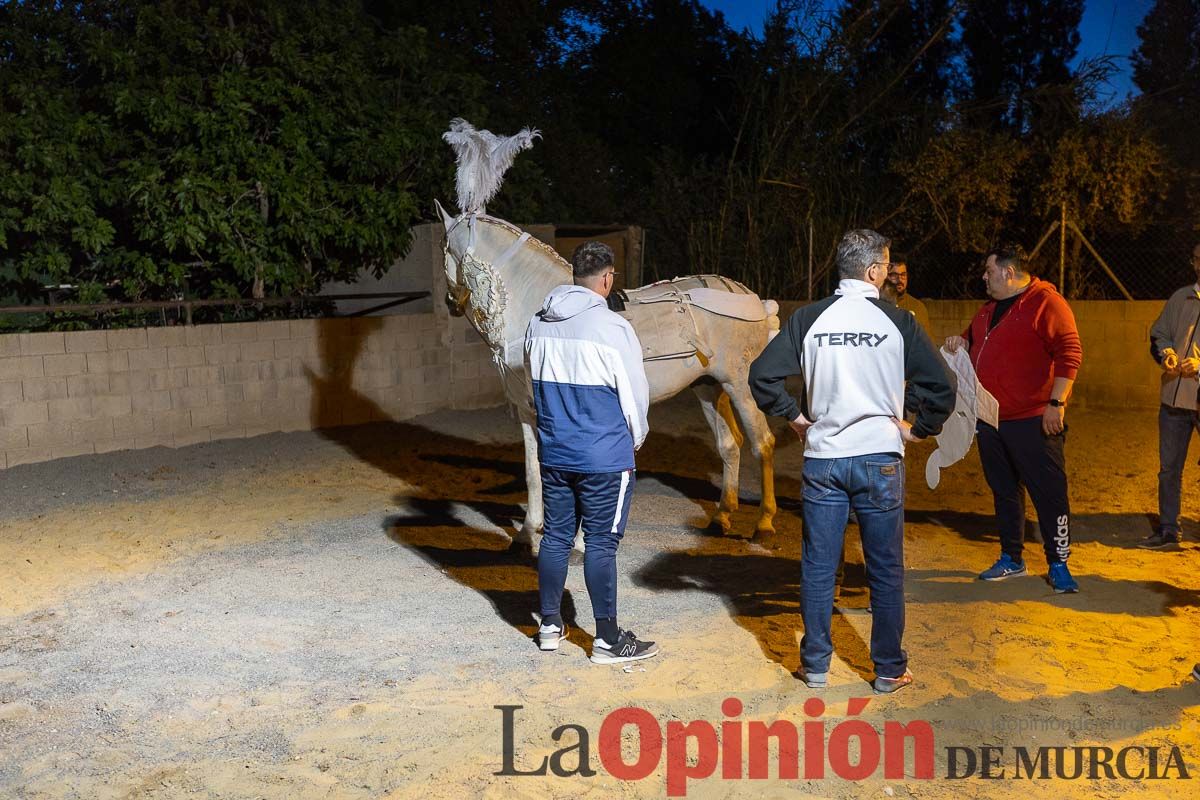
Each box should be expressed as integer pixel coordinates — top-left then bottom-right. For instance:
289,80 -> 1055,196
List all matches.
383,498 -> 586,643
632,538 -> 875,681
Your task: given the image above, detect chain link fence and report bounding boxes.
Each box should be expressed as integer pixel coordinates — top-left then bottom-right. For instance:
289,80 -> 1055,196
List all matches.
884,217 -> 1199,303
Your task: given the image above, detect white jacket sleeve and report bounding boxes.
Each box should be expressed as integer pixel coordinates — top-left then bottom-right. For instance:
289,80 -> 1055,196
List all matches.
612,319 -> 650,449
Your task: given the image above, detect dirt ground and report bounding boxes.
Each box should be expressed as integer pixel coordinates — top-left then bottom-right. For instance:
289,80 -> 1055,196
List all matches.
1,393 -> 1197,799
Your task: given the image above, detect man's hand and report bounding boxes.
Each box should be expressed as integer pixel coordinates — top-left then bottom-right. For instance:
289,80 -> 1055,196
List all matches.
1042,404 -> 1065,436
944,335 -> 967,353
1162,347 -> 1179,372
1162,347 -> 1181,376
789,412 -> 813,440
892,417 -> 924,442
1181,345 -> 1200,377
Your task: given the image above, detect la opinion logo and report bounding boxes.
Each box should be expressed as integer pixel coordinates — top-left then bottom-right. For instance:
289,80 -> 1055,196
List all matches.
496,697 -> 934,796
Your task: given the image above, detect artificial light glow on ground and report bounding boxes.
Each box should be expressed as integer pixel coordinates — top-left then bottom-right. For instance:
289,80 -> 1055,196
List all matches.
1,394 -> 1196,798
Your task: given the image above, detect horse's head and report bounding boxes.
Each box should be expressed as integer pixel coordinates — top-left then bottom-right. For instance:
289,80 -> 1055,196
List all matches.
435,199 -> 513,354
436,198 -> 470,317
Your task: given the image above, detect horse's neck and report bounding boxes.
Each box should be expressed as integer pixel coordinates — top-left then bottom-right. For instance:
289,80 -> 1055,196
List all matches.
470,220 -> 571,353
456,217 -> 568,362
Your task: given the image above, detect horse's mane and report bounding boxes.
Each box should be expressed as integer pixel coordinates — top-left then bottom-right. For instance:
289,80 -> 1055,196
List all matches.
467,214 -> 571,277
442,118 -> 540,214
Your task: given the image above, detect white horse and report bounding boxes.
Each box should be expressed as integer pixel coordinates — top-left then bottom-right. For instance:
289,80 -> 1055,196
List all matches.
437,119 -> 779,548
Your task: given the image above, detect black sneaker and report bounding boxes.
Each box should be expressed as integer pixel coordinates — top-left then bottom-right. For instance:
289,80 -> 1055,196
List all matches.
872,668 -> 914,695
590,630 -> 659,664
1192,663 -> 1200,682
1138,529 -> 1181,550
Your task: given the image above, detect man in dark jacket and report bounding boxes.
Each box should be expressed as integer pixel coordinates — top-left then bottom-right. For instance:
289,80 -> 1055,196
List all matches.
945,243 -> 1083,593
1142,242 -> 1200,549
750,229 -> 953,694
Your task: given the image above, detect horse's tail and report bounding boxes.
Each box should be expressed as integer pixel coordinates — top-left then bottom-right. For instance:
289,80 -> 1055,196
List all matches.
762,299 -> 780,341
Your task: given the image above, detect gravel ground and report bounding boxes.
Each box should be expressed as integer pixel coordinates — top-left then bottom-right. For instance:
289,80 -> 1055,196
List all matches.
1,395 -> 1198,799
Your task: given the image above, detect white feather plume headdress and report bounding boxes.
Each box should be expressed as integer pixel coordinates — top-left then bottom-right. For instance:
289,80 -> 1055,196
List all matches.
442,118 -> 540,215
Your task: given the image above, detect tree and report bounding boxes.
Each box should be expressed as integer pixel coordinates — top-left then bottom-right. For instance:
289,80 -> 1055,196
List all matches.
0,0 -> 470,309
1132,0 -> 1200,216
896,129 -> 1027,254
834,0 -> 958,164
961,0 -> 1084,134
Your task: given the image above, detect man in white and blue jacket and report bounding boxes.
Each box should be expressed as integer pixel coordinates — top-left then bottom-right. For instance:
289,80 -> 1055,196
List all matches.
750,229 -> 953,694
524,241 -> 657,665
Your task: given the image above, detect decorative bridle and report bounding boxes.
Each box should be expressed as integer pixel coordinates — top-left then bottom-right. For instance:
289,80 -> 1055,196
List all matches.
442,212 -> 530,360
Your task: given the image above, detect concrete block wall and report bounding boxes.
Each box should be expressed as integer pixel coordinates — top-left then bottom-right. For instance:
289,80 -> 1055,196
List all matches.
0,314 -> 506,469
924,299 -> 1163,410
779,298 -> 1164,411
0,295 -> 1167,467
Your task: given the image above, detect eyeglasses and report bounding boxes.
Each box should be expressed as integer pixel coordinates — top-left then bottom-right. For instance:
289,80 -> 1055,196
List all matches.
869,261 -> 894,271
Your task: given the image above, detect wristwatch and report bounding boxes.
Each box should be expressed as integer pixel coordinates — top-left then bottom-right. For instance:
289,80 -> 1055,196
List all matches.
1048,399 -> 1065,408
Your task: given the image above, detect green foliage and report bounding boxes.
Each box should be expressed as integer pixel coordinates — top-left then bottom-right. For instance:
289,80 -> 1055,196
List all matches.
2,0 -> 1193,310
0,0 -> 475,310
1132,0 -> 1200,218
897,129 -> 1028,253
961,0 -> 1084,134
1040,113 -> 1166,230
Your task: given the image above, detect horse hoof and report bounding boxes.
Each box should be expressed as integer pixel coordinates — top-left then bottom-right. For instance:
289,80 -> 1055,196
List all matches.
709,513 -> 734,535
509,528 -> 541,558
752,527 -> 783,550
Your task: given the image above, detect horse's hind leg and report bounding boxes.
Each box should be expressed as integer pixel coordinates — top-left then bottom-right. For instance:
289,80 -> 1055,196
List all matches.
693,383 -> 743,535
723,381 -> 777,540
514,416 -> 544,554
518,412 -> 583,557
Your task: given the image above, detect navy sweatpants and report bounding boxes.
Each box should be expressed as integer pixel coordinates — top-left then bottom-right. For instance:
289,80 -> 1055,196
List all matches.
538,467 -> 635,622
976,416 -> 1071,565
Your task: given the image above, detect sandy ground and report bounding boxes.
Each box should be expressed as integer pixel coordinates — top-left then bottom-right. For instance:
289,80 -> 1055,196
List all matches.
0,393 -> 1198,799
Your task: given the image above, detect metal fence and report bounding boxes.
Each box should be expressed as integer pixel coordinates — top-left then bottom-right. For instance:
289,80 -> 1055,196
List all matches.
884,217 -> 1198,303
0,292 -> 430,334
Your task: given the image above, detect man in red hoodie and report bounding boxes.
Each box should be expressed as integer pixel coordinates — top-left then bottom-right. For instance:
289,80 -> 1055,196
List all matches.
945,243 -> 1083,593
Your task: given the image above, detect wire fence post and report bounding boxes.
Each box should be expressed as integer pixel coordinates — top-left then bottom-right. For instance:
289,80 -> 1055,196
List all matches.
1059,202 -> 1067,295
1068,221 -> 1135,301
807,216 -> 814,301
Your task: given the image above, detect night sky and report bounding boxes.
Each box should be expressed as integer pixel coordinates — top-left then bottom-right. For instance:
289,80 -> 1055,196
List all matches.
698,0 -> 1153,104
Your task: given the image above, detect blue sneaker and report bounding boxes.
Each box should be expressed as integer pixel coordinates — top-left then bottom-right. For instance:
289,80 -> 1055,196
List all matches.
979,554 -> 1027,581
1047,562 -> 1079,594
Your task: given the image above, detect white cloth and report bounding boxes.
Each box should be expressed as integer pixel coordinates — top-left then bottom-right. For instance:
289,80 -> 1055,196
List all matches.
925,347 -> 999,489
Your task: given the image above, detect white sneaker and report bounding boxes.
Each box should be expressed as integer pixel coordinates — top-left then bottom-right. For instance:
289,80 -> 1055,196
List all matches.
537,623 -> 568,651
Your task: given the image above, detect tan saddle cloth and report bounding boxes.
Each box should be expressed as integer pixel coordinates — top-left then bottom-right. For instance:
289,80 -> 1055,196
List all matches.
616,275 -> 766,362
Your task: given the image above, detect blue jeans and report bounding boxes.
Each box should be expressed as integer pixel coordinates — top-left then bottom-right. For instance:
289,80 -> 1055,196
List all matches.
801,453 -> 907,679
1159,404 -> 1200,534
538,467 -> 635,622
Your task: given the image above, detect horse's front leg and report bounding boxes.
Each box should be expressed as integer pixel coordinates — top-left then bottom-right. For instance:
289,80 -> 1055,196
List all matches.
693,385 -> 743,535
725,382 -> 778,544
514,417 -> 543,553
517,414 -> 584,556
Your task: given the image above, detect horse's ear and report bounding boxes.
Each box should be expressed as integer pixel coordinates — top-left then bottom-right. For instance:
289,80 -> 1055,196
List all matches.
434,198 -> 454,231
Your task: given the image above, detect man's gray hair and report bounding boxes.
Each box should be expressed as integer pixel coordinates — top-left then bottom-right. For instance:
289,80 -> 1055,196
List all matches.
836,229 -> 891,280
572,241 -> 615,280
